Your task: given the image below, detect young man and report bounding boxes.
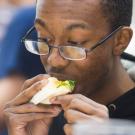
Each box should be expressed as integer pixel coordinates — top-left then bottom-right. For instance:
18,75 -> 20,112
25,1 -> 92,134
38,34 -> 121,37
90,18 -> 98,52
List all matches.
4,0 -> 135,135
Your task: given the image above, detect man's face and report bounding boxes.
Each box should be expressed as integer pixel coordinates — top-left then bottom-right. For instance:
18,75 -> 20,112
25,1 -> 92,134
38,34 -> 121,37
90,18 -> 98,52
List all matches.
36,0 -> 114,97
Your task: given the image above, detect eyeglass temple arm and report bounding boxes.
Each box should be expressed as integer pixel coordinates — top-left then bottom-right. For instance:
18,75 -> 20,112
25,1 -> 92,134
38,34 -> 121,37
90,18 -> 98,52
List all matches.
87,26 -> 123,52
21,26 -> 35,42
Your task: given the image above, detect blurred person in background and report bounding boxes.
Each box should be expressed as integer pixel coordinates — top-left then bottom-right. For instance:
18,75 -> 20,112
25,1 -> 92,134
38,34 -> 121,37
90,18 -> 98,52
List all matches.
0,7 -> 45,135
121,1 -> 135,82
127,4 -> 135,81
8,0 -> 35,7
0,0 -> 35,41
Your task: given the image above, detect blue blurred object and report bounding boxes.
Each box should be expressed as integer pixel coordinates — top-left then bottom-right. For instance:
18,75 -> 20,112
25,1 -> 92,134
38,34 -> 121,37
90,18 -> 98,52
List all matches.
0,128 -> 8,135
0,6 -> 45,78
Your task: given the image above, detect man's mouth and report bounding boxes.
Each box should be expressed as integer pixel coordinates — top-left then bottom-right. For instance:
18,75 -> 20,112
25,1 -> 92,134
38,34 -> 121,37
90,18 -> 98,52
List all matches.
48,72 -> 75,81
47,72 -> 79,94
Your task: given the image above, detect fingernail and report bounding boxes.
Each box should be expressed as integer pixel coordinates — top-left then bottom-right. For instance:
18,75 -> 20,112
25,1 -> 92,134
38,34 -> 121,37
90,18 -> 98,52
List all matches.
43,79 -> 48,83
50,97 -> 57,103
41,80 -> 48,86
52,112 -> 60,117
54,107 -> 62,112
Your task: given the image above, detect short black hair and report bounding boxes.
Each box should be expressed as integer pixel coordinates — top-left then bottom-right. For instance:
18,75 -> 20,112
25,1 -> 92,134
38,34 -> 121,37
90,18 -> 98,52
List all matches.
101,0 -> 133,30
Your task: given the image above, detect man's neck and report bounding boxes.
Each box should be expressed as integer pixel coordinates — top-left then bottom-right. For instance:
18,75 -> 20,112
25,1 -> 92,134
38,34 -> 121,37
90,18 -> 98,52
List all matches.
90,58 -> 135,105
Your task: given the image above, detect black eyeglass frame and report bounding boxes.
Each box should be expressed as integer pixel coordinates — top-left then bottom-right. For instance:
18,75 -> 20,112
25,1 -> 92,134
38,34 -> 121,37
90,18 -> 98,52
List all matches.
22,26 -> 123,60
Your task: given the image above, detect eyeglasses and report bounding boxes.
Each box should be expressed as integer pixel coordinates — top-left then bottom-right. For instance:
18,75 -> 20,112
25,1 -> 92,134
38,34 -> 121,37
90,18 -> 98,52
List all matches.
22,26 -> 122,61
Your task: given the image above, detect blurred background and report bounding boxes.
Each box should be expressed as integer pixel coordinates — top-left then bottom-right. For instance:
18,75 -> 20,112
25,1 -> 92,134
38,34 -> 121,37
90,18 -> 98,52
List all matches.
0,0 -> 35,41
125,1 -> 135,55
73,119 -> 135,135
0,0 -> 45,134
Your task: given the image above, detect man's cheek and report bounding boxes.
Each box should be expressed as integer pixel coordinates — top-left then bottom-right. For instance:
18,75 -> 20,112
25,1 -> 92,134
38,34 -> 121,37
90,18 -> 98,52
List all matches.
40,55 -> 48,66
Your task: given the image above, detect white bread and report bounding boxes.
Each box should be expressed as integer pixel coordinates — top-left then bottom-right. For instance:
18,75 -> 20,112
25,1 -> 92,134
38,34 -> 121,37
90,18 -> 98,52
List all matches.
30,77 -> 75,105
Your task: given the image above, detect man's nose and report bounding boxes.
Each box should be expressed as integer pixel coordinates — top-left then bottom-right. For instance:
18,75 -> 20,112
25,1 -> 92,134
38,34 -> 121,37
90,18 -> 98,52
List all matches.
47,48 -> 69,69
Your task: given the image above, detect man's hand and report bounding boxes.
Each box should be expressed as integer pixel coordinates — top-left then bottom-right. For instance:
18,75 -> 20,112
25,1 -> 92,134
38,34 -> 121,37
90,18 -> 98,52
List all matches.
52,94 -> 109,135
4,74 -> 61,135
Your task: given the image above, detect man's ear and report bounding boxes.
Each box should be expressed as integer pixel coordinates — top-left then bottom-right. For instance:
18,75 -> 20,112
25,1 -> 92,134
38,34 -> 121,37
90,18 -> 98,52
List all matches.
113,27 -> 133,56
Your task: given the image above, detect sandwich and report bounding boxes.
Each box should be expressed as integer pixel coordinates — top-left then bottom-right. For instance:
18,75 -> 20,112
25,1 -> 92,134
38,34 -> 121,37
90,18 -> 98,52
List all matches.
30,77 -> 76,105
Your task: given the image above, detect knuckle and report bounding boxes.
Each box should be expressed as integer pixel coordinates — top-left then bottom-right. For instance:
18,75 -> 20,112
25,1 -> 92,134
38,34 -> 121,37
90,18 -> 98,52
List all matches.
37,74 -> 45,77
70,98 -> 78,106
22,90 -> 30,100
75,94 -> 82,98
104,112 -> 109,118
64,124 -> 72,135
26,104 -> 34,110
37,74 -> 49,80
3,108 -> 11,118
103,106 -> 109,113
64,110 -> 71,119
64,124 -> 68,133
3,110 -> 17,124
99,105 -> 109,116
35,81 -> 43,87
23,79 -> 30,87
10,115 -> 21,125
96,109 -> 109,118
4,103 -> 11,109
30,113 -> 36,120
64,110 -> 73,123
64,111 -> 68,119
89,108 -> 97,114
102,108 -> 109,118
8,114 -> 15,122
74,94 -> 86,100
3,108 -> 28,126
33,81 -> 43,91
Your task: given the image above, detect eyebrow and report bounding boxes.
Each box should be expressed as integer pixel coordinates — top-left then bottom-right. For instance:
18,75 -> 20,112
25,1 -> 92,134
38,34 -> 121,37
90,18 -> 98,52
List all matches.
35,18 -> 91,31
35,18 -> 47,28
34,18 -> 52,35
66,23 -> 91,31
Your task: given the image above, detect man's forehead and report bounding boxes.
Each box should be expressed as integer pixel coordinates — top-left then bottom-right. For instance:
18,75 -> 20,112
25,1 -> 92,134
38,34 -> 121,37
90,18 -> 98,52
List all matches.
36,0 -> 102,19
37,0 -> 100,7
36,0 -> 108,31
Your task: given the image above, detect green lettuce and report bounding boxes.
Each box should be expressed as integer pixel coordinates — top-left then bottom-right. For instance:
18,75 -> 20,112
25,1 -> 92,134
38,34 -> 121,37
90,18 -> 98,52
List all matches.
57,80 -> 76,92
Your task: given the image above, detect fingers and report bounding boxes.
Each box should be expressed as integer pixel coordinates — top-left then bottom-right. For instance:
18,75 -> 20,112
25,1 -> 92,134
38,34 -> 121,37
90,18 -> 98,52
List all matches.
63,109 -> 107,135
64,109 -> 105,124
53,96 -> 97,114
74,94 -> 107,110
64,109 -> 90,124
4,103 -> 62,114
54,94 -> 106,109
6,79 -> 48,106
6,74 -> 50,107
4,103 -> 62,127
54,94 -> 109,135
65,98 -> 98,115
5,112 -> 58,126
64,124 -> 73,135
52,94 -> 108,117
51,95 -> 73,108
67,98 -> 108,118
22,74 -> 50,90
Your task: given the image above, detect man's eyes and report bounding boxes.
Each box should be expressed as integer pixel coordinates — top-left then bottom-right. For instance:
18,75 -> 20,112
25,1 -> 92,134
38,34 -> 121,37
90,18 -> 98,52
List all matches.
67,40 -> 80,45
38,37 -> 52,43
37,36 -> 89,46
67,40 -> 89,46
